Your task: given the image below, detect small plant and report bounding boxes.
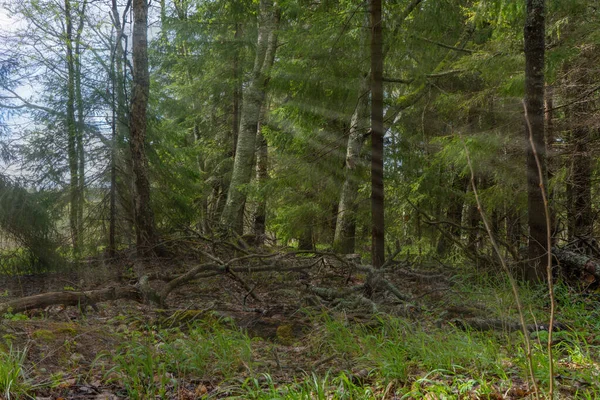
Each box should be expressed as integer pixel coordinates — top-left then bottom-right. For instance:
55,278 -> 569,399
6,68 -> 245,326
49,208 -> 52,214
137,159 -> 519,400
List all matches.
2,312 -> 28,321
107,343 -> 174,400
0,345 -> 30,399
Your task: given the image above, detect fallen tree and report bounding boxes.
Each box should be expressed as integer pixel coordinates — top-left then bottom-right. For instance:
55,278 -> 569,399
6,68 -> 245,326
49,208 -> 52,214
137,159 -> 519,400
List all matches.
0,286 -> 142,315
553,247 -> 600,281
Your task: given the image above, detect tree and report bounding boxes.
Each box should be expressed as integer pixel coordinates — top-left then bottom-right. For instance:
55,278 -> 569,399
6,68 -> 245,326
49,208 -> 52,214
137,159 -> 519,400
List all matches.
524,0 -> 548,282
130,0 -> 157,254
220,0 -> 279,234
370,0 -> 384,267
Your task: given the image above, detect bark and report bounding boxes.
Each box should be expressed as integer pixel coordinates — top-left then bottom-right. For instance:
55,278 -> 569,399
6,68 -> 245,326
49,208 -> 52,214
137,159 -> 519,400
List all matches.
109,0 -> 131,255
0,287 -> 143,315
64,0 -> 80,255
220,0 -> 279,234
564,58 -> 593,240
370,0 -> 384,268
232,23 -> 242,158
553,247 -> 600,281
524,0 -> 548,282
253,121 -> 268,244
437,175 -> 468,255
298,225 -> 314,251
74,0 -> 87,254
334,79 -> 369,254
130,0 -> 157,254
545,85 -> 557,246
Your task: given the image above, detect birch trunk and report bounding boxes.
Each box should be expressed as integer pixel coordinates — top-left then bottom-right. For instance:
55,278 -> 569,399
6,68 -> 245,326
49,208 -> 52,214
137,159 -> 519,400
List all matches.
334,79 -> 369,254
220,0 -> 279,234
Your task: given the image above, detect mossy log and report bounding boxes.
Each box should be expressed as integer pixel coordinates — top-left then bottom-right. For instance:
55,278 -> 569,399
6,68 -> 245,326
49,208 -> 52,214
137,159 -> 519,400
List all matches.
553,247 -> 600,280
0,286 -> 142,315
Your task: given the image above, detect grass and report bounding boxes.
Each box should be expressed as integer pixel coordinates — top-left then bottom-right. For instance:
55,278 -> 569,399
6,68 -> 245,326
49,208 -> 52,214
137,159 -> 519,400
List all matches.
3,269 -> 600,398
102,317 -> 254,399
97,299 -> 600,398
0,345 -> 30,399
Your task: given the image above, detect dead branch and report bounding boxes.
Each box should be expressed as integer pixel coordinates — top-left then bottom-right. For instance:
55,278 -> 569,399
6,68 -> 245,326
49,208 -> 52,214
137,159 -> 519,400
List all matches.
0,286 -> 142,315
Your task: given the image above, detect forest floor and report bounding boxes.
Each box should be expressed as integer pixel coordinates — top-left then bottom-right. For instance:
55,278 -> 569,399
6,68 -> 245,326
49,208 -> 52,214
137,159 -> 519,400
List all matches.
0,251 -> 599,399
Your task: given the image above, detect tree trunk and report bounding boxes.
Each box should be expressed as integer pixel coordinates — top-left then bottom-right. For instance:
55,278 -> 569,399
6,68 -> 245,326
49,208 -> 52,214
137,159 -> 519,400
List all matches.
524,0 -> 548,282
74,0 -> 87,253
130,0 -> 157,254
334,79 -> 369,254
220,0 -> 279,234
232,23 -> 242,158
565,59 -> 593,240
298,226 -> 314,251
544,84 -> 557,246
254,120 -> 268,244
64,0 -> 80,255
370,0 -> 384,268
109,0 -> 131,254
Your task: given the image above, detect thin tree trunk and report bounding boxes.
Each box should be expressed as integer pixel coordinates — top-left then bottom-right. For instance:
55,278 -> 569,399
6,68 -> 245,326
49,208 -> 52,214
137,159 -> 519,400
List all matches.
110,63 -> 117,257
232,23 -> 242,158
130,0 -> 156,254
74,0 -> 87,253
254,117 -> 268,244
110,0 -> 131,253
564,57 -> 593,240
524,0 -> 547,282
370,0 -> 384,268
64,0 -> 80,255
220,0 -> 279,234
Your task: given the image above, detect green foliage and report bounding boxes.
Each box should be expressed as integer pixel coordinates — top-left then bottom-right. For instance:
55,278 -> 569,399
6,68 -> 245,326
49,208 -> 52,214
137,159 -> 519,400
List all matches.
0,345 -> 30,399
108,342 -> 174,400
239,372 -> 380,400
0,176 -> 62,273
105,317 -> 254,398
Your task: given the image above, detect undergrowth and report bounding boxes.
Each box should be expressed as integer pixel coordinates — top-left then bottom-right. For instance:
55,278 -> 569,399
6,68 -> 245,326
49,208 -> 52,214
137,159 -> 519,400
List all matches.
3,275 -> 600,398
0,345 -> 30,399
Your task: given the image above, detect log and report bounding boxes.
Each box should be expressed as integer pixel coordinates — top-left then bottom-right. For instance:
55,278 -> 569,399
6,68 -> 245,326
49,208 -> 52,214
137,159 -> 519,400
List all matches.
552,247 -> 600,280
0,286 -> 142,315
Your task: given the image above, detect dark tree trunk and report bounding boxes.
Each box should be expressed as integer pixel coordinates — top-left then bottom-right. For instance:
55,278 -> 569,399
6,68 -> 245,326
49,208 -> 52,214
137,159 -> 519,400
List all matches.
564,57 -> 593,240
545,85 -> 557,246
370,0 -> 384,268
130,0 -> 157,255
254,121 -> 268,244
524,0 -> 548,282
298,226 -> 314,251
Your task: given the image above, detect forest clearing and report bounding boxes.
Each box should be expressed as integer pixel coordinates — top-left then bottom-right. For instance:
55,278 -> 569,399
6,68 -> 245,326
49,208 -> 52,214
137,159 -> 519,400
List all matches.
1,0 -> 600,398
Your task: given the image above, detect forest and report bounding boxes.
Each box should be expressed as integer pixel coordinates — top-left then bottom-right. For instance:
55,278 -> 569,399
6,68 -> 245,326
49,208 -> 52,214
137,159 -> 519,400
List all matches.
0,0 -> 599,398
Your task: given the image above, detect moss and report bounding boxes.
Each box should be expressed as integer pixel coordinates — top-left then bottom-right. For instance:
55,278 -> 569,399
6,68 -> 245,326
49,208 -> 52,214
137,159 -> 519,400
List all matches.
32,329 -> 56,341
55,323 -> 78,336
276,324 -> 295,345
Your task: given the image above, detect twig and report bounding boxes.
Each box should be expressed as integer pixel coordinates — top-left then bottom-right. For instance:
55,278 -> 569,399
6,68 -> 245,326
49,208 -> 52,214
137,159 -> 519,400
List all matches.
462,140 -> 540,398
523,99 -> 555,398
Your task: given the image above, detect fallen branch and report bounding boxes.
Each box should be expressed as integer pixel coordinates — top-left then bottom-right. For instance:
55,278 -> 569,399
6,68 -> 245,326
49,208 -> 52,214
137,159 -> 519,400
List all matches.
0,286 -> 142,315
